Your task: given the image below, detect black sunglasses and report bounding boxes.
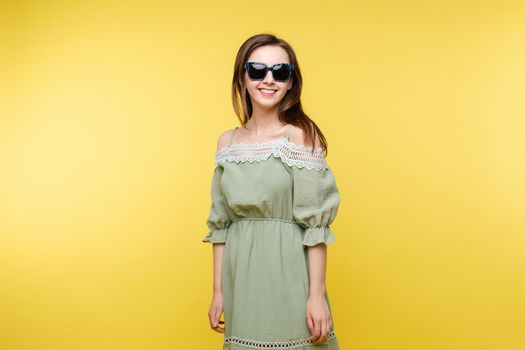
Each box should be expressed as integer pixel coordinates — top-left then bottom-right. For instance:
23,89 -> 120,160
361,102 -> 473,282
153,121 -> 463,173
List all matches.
243,61 -> 294,82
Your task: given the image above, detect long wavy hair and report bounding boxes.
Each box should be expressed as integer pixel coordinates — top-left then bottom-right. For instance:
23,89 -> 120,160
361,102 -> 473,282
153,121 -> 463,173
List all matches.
231,33 -> 329,156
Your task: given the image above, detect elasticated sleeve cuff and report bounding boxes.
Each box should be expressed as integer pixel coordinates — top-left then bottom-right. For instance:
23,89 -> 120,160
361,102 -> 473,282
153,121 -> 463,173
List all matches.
302,226 -> 336,246
202,227 -> 228,244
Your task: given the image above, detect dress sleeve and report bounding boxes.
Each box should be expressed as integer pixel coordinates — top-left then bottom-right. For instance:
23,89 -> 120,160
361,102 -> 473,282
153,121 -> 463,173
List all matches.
291,155 -> 341,246
202,165 -> 231,244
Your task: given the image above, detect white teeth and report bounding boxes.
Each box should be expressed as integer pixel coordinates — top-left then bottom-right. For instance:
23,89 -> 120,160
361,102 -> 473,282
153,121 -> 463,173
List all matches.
260,89 -> 276,94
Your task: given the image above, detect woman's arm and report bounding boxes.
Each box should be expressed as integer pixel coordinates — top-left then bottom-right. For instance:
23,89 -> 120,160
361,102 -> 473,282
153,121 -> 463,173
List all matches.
307,244 -> 327,298
207,129 -> 235,332
212,243 -> 225,295
208,242 -> 226,332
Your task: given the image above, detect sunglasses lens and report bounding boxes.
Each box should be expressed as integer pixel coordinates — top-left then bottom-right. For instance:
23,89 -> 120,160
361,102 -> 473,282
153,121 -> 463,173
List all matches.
246,63 -> 267,80
272,64 -> 292,81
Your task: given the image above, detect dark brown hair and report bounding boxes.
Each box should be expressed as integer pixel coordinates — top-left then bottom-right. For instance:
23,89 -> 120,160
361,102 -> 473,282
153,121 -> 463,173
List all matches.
231,33 -> 329,156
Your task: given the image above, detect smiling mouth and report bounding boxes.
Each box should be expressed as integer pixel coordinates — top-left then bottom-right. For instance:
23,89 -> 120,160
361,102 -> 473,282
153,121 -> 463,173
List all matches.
258,88 -> 277,95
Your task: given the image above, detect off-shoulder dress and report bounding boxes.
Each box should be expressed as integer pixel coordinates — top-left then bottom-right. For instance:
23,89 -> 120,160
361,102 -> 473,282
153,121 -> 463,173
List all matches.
203,126 -> 341,350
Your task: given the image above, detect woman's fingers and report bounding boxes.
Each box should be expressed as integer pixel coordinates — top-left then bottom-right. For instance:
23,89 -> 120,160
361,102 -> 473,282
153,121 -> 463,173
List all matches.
208,305 -> 217,327
309,315 -> 323,343
211,306 -> 225,333
312,317 -> 326,345
307,314 -> 315,337
314,310 -> 332,344
321,317 -> 329,343
214,306 -> 222,327
212,320 -> 225,333
307,315 -> 319,342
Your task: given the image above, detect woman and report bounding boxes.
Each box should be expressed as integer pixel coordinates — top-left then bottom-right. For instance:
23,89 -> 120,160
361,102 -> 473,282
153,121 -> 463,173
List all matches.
202,33 -> 341,349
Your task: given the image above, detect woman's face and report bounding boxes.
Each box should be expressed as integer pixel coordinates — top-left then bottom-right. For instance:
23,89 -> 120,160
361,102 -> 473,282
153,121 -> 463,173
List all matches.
244,45 -> 293,111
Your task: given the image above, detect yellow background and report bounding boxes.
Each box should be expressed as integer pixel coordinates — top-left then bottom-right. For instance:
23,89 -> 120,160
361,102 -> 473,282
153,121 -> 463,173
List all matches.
1,1 -> 524,349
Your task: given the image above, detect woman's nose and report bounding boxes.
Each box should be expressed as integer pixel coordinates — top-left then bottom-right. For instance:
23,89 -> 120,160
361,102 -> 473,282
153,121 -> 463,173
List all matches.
262,70 -> 274,83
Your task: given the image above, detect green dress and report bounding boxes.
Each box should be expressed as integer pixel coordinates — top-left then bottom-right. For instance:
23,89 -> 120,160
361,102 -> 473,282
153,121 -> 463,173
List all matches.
202,126 -> 341,350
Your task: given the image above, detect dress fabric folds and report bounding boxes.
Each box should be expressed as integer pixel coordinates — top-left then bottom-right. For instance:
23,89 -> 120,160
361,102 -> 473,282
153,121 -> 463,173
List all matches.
202,127 -> 341,350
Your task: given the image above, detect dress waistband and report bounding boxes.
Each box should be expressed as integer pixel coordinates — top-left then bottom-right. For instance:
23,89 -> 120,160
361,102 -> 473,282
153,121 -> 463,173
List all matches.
232,217 -> 298,225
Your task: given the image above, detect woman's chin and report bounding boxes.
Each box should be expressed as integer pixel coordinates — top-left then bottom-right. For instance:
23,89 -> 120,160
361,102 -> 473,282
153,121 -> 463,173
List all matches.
256,101 -> 279,110
255,97 -> 282,107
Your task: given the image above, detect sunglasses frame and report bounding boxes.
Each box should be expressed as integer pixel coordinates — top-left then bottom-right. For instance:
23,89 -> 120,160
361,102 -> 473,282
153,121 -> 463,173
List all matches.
243,61 -> 295,82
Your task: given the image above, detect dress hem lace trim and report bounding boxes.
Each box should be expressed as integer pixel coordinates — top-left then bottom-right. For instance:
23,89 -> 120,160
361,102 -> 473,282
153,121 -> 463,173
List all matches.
224,330 -> 337,349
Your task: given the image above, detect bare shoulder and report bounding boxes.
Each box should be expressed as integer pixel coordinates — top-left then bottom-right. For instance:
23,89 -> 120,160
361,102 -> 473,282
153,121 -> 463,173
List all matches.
287,124 -> 323,149
216,127 -> 237,151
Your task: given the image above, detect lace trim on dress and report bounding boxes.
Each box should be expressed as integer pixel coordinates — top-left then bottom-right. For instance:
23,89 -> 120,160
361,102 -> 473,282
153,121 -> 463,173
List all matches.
215,138 -> 329,171
224,330 -> 336,349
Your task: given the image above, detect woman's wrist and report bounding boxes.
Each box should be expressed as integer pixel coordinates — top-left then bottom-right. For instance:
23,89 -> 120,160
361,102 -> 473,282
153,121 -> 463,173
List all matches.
308,285 -> 326,299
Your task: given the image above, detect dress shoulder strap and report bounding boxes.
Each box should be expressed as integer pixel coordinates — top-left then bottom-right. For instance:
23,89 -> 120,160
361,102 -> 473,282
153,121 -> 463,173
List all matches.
228,127 -> 239,146
285,125 -> 292,141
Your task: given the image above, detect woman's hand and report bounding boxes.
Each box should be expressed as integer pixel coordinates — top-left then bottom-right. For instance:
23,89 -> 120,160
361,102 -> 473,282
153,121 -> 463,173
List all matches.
208,292 -> 225,333
306,295 -> 333,345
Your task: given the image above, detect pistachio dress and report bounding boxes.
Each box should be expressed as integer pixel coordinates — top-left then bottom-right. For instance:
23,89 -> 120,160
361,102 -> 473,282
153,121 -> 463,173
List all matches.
202,126 -> 341,350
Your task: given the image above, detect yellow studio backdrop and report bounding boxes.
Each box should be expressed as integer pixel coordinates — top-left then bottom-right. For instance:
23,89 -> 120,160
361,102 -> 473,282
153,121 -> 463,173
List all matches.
0,1 -> 524,349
